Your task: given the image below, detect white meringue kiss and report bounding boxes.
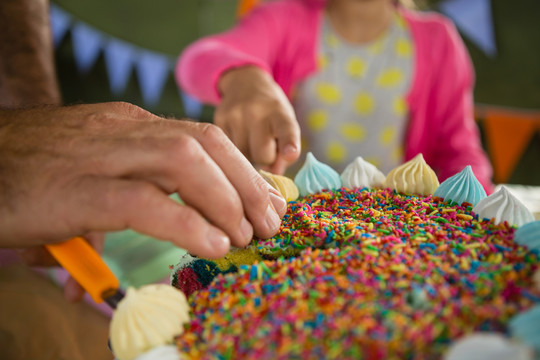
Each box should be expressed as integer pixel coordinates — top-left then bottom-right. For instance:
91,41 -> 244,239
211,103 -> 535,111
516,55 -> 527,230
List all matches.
340,156 -> 386,189
472,186 -> 535,227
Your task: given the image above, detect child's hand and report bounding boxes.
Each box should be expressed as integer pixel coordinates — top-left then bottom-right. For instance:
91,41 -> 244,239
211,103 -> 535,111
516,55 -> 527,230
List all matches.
216,66 -> 301,175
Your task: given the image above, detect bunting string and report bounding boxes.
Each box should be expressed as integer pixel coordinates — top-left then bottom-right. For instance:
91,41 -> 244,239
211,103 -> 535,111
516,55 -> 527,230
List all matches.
49,4 -> 203,118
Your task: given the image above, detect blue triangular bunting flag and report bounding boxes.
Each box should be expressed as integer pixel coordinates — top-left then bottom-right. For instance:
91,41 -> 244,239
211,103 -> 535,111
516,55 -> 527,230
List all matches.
50,5 -> 177,105
49,4 -> 71,48
180,91 -> 203,119
71,23 -> 104,74
440,0 -> 496,57
136,52 -> 172,107
104,39 -> 136,95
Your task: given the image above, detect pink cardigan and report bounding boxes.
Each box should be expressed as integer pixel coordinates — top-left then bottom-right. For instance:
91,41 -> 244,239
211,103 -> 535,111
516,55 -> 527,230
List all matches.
176,0 -> 494,193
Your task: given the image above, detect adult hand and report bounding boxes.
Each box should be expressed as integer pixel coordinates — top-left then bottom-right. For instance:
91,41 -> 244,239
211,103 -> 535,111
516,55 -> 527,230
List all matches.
215,66 -> 301,175
0,102 -> 287,260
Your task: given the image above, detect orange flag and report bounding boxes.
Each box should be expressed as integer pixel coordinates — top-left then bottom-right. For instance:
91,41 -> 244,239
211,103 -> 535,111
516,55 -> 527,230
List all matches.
483,110 -> 540,183
237,0 -> 260,18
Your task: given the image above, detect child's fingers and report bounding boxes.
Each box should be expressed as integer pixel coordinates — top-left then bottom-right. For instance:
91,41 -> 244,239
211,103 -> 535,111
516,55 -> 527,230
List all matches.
269,156 -> 289,175
248,115 -> 277,166
214,107 -> 250,158
271,109 -> 301,163
227,123 -> 250,159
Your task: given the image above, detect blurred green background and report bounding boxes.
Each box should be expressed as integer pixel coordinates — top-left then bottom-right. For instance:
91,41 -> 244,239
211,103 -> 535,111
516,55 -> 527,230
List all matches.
52,0 -> 540,185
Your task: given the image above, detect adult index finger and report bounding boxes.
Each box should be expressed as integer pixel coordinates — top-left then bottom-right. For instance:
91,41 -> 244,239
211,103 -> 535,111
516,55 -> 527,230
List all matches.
66,177 -> 232,259
174,121 -> 286,239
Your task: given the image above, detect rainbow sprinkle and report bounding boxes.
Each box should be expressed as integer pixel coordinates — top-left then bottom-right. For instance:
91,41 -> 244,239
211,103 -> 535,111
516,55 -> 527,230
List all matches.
173,188 -> 540,359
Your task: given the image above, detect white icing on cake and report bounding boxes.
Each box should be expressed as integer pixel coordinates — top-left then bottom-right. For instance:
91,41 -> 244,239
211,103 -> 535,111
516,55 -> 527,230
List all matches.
133,345 -> 183,360
340,156 -> 386,189
472,186 -> 535,227
444,333 -> 533,360
110,285 -> 190,360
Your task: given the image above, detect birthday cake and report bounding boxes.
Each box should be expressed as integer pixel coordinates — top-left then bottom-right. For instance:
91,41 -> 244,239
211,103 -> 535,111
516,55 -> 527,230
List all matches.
111,153 -> 540,360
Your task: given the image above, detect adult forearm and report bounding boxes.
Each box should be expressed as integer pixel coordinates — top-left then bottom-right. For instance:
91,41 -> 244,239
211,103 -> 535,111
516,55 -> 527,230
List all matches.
0,0 -> 61,107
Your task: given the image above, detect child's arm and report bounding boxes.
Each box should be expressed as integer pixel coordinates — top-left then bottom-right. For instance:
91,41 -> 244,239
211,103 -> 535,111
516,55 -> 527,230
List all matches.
424,18 -> 494,193
176,2 -> 303,173
176,3 -> 286,105
216,66 -> 300,175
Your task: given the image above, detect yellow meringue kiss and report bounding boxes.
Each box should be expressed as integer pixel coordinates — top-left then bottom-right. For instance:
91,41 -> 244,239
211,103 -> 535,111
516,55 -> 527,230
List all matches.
385,153 -> 439,196
259,170 -> 299,202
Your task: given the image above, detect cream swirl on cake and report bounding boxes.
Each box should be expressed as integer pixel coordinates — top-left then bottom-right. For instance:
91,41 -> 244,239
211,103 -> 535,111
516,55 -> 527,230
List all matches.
259,170 -> 299,202
514,220 -> 540,251
434,165 -> 487,206
444,333 -> 534,360
134,345 -> 183,360
294,152 -> 341,196
472,186 -> 535,227
110,284 -> 190,360
385,153 -> 439,195
340,156 -> 386,189
509,305 -> 540,356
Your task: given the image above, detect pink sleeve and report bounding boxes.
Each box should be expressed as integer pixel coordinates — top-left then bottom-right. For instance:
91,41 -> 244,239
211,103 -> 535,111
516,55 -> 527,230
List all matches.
428,19 -> 494,193
175,4 -> 283,105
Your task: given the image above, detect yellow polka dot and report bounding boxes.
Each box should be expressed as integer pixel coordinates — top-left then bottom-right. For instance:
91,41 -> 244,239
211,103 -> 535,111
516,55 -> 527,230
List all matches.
318,54 -> 328,70
326,34 -> 339,48
326,141 -> 347,163
365,156 -> 381,169
392,146 -> 403,163
380,126 -> 396,146
346,57 -> 367,78
307,110 -> 328,131
353,92 -> 375,115
376,68 -> 403,88
393,96 -> 407,116
315,83 -> 341,104
395,38 -> 411,57
340,123 -> 366,142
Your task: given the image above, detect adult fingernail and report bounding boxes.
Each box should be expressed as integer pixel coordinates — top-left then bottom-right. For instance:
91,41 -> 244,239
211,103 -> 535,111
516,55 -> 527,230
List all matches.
269,190 -> 287,217
265,204 -> 282,234
240,217 -> 253,243
206,227 -> 230,253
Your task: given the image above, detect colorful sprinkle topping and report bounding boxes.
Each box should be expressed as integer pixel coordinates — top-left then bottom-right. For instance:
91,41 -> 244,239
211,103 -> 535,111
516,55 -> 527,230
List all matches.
173,188 -> 539,359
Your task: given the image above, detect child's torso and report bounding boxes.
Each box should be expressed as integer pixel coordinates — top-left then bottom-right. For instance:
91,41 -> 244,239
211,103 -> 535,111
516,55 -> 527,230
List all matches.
293,11 -> 413,174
